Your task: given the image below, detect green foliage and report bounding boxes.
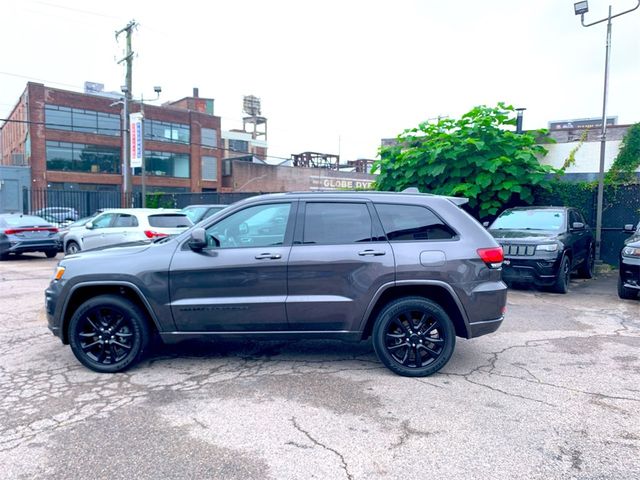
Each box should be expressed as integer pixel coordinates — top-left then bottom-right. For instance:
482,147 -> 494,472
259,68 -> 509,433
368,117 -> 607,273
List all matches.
374,103 -> 560,217
607,122 -> 640,184
145,192 -> 176,209
561,129 -> 588,172
533,181 -> 594,221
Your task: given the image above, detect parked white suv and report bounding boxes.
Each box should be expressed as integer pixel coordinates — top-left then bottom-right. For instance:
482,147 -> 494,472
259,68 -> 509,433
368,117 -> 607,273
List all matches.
63,209 -> 192,254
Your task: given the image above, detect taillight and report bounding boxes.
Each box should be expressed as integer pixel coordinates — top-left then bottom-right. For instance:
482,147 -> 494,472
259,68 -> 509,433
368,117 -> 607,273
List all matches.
477,247 -> 504,269
4,227 -> 57,234
144,230 -> 169,239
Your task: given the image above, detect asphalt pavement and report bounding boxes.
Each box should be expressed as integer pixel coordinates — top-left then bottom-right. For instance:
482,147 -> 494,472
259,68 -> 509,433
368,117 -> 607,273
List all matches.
0,253 -> 638,479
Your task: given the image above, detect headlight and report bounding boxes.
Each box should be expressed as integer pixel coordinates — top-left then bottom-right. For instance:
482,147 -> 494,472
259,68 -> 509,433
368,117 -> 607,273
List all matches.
622,246 -> 640,257
536,244 -> 558,252
53,266 -> 65,280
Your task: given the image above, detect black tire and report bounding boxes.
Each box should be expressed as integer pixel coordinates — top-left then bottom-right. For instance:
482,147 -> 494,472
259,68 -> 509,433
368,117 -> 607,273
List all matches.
0,252 -> 9,261
68,294 -> 151,373
577,244 -> 595,279
372,296 -> 456,377
551,255 -> 571,294
618,276 -> 638,300
65,241 -> 80,255
45,250 -> 57,258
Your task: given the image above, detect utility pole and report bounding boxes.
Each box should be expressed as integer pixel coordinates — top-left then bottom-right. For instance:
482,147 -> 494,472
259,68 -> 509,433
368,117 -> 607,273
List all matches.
574,0 -> 640,262
116,20 -> 137,207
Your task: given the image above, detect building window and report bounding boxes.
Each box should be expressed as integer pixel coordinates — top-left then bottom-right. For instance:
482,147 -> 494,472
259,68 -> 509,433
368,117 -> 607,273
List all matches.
143,119 -> 190,144
202,156 -> 217,181
133,151 -> 190,178
45,105 -> 120,136
46,141 -> 121,174
228,139 -> 249,153
201,128 -> 217,148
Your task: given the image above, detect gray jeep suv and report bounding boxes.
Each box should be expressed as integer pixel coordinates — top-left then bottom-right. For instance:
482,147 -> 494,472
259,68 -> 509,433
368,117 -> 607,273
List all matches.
46,191 -> 507,377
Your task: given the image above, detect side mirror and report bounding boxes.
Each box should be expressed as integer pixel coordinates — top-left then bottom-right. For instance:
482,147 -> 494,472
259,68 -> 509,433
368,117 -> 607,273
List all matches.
624,224 -> 635,233
188,228 -> 208,251
85,221 -> 94,230
571,222 -> 585,231
482,221 -> 490,228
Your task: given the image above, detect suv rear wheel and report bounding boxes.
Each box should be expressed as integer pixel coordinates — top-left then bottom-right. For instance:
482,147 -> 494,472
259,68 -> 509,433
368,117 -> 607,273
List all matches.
577,244 -> 595,279
68,295 -> 150,373
372,297 -> 455,377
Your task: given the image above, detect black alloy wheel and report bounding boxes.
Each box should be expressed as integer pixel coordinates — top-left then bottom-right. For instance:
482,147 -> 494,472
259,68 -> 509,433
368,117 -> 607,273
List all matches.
373,297 -> 455,377
551,255 -> 571,294
578,245 -> 595,279
69,295 -> 150,373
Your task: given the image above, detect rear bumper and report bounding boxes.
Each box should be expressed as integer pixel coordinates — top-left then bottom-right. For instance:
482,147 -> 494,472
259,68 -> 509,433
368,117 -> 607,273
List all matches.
468,316 -> 503,337
3,240 -> 60,254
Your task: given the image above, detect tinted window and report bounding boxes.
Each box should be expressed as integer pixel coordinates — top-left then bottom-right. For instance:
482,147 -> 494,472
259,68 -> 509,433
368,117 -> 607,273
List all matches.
148,214 -> 192,228
375,204 -> 456,241
206,203 -> 291,249
303,203 -> 372,244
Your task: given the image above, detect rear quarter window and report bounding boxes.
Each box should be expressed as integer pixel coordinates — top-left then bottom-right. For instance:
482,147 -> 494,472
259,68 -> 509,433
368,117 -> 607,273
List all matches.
148,214 -> 192,228
374,203 -> 456,241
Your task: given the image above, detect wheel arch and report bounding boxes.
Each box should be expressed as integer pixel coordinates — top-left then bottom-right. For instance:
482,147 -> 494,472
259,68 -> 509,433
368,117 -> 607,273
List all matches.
60,282 -> 160,344
360,281 -> 470,340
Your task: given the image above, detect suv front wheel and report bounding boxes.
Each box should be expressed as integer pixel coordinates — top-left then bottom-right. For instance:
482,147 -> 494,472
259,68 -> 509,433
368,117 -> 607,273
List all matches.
68,295 -> 150,373
372,297 -> 455,377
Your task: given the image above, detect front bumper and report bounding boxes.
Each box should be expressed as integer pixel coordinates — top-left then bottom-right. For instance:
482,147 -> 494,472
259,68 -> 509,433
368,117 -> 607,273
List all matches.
501,255 -> 562,287
620,255 -> 640,290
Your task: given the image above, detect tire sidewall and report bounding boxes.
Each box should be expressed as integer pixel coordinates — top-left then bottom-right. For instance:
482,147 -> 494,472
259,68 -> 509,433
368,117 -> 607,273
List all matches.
68,294 -> 149,373
372,297 -> 456,377
65,241 -> 80,255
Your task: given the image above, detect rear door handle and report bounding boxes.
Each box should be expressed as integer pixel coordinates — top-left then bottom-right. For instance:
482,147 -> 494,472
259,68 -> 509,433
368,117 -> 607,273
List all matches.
358,249 -> 386,256
255,253 -> 282,260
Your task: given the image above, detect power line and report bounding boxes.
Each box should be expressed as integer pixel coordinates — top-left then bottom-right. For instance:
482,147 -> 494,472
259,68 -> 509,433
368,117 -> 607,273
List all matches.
0,71 -> 83,90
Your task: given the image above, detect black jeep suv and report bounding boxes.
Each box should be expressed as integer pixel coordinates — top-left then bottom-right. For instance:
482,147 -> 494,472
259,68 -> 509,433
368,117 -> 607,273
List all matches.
488,206 -> 595,293
46,191 -> 507,377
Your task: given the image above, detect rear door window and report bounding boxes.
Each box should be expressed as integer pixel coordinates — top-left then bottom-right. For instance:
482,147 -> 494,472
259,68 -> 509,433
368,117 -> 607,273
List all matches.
302,202 -> 373,244
148,214 -> 192,228
113,214 -> 139,228
374,203 -> 456,241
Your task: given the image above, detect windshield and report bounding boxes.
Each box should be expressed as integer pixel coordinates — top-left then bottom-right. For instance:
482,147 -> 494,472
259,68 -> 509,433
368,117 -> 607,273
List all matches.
182,206 -> 208,223
490,209 -> 565,231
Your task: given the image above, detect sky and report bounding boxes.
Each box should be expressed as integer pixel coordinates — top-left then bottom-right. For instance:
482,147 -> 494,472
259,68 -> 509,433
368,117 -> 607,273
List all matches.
1,0 -> 639,164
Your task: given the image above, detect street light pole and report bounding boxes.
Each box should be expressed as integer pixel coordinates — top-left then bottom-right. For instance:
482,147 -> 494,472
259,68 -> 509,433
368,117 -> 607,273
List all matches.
129,87 -> 161,208
575,0 -> 640,262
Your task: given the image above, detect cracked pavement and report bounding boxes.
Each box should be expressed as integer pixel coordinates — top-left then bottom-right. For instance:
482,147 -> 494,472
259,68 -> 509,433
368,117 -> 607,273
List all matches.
1,253 -> 639,479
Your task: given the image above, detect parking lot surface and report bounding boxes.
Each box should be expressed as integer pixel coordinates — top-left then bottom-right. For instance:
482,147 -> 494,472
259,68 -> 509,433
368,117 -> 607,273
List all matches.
0,254 -> 639,479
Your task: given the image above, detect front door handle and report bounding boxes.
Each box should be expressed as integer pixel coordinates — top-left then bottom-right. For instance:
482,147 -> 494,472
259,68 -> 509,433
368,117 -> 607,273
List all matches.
358,249 -> 386,256
255,253 -> 282,260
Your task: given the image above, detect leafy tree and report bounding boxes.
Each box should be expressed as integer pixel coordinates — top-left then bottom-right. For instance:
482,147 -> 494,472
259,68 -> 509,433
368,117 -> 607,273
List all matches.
374,103 -> 559,217
606,121 -> 640,184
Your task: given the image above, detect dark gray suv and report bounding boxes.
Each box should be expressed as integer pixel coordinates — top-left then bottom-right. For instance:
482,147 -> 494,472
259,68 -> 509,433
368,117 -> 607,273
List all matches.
46,191 -> 507,377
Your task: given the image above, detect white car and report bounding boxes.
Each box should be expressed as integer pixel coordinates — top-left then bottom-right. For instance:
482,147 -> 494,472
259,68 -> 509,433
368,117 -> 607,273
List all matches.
63,208 -> 192,255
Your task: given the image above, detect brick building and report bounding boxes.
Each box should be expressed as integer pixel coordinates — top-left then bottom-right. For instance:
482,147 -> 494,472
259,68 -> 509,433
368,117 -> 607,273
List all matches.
1,82 -> 224,195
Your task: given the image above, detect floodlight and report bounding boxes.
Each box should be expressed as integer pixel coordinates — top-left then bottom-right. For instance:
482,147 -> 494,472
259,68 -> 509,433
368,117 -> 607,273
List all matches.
574,1 -> 588,15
